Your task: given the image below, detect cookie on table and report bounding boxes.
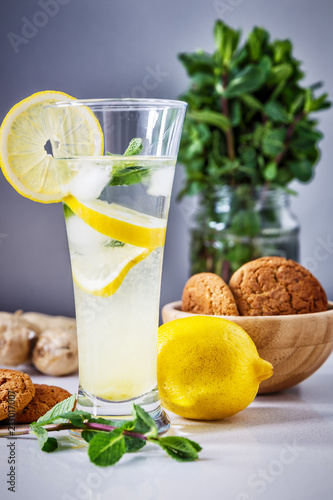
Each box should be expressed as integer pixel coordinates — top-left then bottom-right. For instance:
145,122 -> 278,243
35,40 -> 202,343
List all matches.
229,256 -> 328,316
15,384 -> 72,424
182,272 -> 239,316
0,369 -> 35,421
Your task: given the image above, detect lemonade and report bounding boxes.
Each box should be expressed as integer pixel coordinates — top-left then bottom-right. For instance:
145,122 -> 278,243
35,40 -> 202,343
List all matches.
0,93 -> 186,430
60,156 -> 176,401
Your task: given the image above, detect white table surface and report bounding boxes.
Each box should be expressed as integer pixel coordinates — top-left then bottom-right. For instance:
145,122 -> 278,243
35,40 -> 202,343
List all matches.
1,354 -> 333,500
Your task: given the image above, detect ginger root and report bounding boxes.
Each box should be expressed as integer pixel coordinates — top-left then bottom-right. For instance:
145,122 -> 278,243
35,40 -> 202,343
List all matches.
32,328 -> 78,376
22,312 -> 76,335
0,311 -> 38,365
0,311 -> 78,376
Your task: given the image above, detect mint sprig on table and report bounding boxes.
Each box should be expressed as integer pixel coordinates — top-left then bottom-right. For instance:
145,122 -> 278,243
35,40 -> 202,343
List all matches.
0,395 -> 201,466
107,138 -> 150,186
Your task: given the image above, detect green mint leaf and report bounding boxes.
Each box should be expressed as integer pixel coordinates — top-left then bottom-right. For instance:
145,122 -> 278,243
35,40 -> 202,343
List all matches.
264,101 -> 290,124
88,429 -> 126,467
263,161 -> 278,181
35,394 -> 76,425
131,404 -> 158,438
63,203 -> 74,220
106,137 -> 143,157
124,138 -> 143,156
289,159 -> 313,182
262,128 -> 286,157
188,110 -> 230,132
124,435 -> 146,453
57,410 -> 92,428
119,420 -> 136,431
43,437 -> 58,452
105,239 -> 125,248
223,64 -> 267,98
30,425 -> 58,453
152,436 -> 202,462
182,438 -> 202,453
90,417 -> 127,428
109,166 -> 150,186
106,138 -> 148,187
81,430 -> 99,443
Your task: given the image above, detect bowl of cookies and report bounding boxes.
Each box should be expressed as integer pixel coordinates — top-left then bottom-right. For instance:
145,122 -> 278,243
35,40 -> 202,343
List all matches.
162,257 -> 333,393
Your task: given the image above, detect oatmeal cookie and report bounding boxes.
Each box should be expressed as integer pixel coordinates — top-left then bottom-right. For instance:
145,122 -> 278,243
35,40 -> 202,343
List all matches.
182,273 -> 239,316
0,369 -> 35,421
229,256 -> 328,316
15,384 -> 72,424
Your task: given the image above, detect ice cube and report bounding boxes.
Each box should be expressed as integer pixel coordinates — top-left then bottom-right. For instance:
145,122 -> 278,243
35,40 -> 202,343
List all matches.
66,215 -> 109,252
147,168 -> 174,197
62,161 -> 112,201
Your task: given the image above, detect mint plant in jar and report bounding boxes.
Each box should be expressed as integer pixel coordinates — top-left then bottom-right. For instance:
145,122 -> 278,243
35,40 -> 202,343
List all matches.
178,21 -> 330,281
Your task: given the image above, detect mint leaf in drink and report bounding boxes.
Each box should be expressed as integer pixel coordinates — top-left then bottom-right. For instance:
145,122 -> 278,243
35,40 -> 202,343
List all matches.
124,435 -> 146,453
88,429 -> 126,467
30,425 -> 58,453
63,203 -> 74,219
152,436 -> 202,462
109,165 -> 150,186
36,394 -> 76,425
106,137 -> 149,186
106,138 -> 143,157
131,404 -> 158,438
124,138 -> 143,156
105,239 -> 125,248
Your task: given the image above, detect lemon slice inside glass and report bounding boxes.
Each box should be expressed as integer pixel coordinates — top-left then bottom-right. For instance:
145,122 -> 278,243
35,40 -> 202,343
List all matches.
71,244 -> 150,296
63,196 -> 167,249
0,91 -> 104,203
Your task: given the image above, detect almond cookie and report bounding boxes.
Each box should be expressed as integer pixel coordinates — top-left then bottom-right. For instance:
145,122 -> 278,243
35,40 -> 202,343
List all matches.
15,384 -> 72,424
182,273 -> 239,316
0,369 -> 35,421
229,256 -> 328,316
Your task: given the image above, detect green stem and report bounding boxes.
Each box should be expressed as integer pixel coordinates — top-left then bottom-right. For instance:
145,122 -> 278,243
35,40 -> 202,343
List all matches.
0,423 -> 73,437
275,111 -> 305,165
221,74 -> 235,161
0,421 -> 148,441
85,422 -> 147,441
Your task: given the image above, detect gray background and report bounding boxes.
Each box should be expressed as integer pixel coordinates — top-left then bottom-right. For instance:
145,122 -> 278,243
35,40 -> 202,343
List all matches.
0,0 -> 332,316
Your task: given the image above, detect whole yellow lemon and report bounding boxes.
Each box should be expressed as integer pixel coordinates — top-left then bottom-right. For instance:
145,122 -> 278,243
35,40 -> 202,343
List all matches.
157,316 -> 273,420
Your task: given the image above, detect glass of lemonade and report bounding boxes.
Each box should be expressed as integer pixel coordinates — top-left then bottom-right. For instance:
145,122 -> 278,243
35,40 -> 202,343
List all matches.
48,99 -> 187,432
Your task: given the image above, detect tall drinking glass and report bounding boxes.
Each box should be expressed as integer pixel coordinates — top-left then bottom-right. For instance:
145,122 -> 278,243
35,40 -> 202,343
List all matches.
47,99 -> 186,433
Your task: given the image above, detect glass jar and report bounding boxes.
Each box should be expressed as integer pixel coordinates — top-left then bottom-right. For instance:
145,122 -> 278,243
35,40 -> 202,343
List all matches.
190,185 -> 300,282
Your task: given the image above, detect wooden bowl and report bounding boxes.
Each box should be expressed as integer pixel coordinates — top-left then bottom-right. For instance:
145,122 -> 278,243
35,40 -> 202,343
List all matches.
161,301 -> 333,394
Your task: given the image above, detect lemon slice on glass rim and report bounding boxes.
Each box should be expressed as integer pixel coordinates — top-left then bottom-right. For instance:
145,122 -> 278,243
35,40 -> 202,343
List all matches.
0,90 -> 104,203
